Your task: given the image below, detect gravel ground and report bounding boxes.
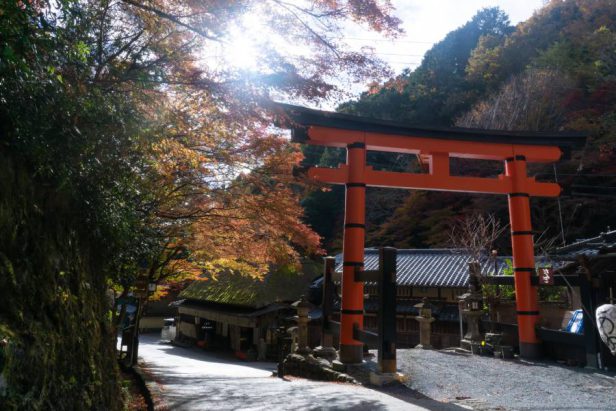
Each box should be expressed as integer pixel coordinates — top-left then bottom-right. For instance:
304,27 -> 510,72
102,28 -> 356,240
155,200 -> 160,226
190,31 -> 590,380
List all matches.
371,348 -> 616,411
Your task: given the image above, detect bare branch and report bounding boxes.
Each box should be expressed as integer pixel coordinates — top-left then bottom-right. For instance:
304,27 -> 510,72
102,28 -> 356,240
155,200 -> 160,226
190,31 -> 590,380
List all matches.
121,0 -> 221,42
449,213 -> 507,263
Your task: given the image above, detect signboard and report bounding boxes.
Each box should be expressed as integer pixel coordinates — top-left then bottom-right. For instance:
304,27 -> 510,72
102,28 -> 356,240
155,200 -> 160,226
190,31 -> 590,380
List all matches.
133,289 -> 148,298
133,277 -> 151,298
538,267 -> 554,285
134,279 -> 148,290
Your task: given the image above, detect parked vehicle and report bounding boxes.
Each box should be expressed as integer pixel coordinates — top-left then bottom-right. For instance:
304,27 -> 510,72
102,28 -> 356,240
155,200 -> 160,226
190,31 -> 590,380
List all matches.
161,318 -> 176,342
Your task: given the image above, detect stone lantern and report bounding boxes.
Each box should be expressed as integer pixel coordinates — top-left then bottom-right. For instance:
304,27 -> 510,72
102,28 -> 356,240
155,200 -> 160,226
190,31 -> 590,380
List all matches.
459,261 -> 484,352
462,293 -> 483,312
291,295 -> 312,355
414,297 -> 435,349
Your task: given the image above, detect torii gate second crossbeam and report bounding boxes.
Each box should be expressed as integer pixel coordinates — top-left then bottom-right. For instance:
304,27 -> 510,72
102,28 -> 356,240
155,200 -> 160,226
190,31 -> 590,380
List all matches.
277,103 -> 586,363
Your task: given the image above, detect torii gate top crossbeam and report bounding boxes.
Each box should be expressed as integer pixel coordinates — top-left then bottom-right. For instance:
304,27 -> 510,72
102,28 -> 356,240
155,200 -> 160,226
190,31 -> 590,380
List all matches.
276,103 -> 586,197
278,103 -> 586,162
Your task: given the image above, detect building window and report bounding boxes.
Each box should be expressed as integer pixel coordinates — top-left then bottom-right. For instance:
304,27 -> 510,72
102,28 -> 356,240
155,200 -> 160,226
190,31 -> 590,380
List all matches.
397,287 -> 411,297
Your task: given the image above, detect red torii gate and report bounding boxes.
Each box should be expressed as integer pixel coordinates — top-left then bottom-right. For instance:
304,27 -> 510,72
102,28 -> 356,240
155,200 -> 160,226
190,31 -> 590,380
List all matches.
278,104 -> 586,363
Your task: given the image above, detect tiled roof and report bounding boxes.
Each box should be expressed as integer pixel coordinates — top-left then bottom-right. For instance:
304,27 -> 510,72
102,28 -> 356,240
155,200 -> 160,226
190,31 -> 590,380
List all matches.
179,260 -> 321,308
335,249 -> 512,288
553,230 -> 616,257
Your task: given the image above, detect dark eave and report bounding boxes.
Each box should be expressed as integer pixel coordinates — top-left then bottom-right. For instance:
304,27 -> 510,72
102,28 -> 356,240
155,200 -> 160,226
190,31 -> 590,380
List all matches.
276,103 -> 587,152
553,229 -> 616,255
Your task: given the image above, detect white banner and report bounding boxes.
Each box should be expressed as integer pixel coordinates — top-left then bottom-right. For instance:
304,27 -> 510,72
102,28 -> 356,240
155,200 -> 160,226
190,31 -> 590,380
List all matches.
596,304 -> 616,355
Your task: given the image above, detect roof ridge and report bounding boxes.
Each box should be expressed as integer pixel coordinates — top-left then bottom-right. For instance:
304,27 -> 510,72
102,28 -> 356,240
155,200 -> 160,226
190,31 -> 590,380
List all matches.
349,248 -> 470,255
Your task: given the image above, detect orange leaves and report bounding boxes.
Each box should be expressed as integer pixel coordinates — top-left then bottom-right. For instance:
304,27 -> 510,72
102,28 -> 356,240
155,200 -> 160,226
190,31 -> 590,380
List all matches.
188,173 -> 324,272
93,0 -> 401,285
142,91 -> 323,283
343,0 -> 403,37
152,138 -> 210,178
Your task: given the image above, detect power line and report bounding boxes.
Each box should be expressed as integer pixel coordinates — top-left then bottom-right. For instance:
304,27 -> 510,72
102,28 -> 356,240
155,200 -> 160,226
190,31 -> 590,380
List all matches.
571,184 -> 616,190
339,37 -> 434,44
384,61 -> 421,65
568,192 -> 616,199
368,52 -> 426,57
566,183 -> 616,199
535,173 -> 616,177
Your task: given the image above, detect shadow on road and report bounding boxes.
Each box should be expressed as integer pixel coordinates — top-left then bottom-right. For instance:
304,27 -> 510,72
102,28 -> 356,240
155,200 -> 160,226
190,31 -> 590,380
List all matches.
138,335 -> 467,411
141,362 -> 404,410
152,339 -> 278,372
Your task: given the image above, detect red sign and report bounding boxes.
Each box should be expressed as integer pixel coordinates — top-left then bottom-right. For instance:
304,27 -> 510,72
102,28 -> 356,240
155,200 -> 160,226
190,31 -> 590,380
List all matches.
538,267 -> 554,285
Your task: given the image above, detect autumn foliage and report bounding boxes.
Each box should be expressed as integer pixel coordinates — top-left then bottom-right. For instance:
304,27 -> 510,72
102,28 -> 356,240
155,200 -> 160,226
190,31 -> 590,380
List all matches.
0,0 -> 402,409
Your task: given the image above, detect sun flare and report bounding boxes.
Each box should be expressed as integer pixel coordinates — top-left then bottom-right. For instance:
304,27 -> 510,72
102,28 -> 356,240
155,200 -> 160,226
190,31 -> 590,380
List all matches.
221,10 -> 268,70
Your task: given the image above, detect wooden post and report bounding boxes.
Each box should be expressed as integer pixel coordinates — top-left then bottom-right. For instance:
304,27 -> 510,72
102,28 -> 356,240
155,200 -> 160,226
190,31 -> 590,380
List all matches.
321,257 -> 335,340
506,156 -> 541,359
313,257 -> 339,361
378,247 -> 397,373
579,258 -> 599,368
340,142 -> 366,364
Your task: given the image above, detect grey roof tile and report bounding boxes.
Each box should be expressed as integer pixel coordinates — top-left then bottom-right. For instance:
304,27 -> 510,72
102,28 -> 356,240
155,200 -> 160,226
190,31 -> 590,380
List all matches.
553,230 -> 616,257
335,248 -> 513,288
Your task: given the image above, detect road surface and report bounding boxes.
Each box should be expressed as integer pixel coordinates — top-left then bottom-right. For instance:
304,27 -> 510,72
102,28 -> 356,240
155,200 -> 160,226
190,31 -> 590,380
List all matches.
137,334 -> 456,410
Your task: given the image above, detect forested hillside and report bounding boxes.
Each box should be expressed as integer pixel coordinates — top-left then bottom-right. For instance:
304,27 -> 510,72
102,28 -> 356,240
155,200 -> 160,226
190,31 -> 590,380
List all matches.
303,0 -> 616,252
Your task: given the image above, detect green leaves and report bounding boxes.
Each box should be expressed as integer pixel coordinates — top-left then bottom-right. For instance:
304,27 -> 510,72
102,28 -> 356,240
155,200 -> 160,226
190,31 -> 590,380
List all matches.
2,44 -> 15,62
73,41 -> 90,63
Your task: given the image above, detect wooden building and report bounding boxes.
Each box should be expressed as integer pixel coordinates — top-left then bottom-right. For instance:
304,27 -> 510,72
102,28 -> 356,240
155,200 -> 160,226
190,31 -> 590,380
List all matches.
548,230 -> 616,368
330,248 -> 511,348
174,262 -> 319,358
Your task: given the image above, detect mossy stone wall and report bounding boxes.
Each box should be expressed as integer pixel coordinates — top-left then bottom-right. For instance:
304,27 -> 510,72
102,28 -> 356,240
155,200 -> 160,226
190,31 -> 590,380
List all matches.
0,155 -> 122,410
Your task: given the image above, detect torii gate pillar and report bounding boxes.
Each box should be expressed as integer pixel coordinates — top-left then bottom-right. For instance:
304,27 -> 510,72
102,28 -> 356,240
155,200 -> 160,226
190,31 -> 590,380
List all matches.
339,142 -> 367,363
506,155 -> 541,358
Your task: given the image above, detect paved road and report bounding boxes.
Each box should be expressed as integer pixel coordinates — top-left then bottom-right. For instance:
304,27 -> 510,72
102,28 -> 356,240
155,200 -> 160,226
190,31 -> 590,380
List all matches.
137,334 -> 456,411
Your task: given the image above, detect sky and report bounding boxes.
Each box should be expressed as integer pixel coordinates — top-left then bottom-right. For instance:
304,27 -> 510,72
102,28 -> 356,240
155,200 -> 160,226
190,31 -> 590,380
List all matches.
346,0 -> 548,75
215,1 -> 549,108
